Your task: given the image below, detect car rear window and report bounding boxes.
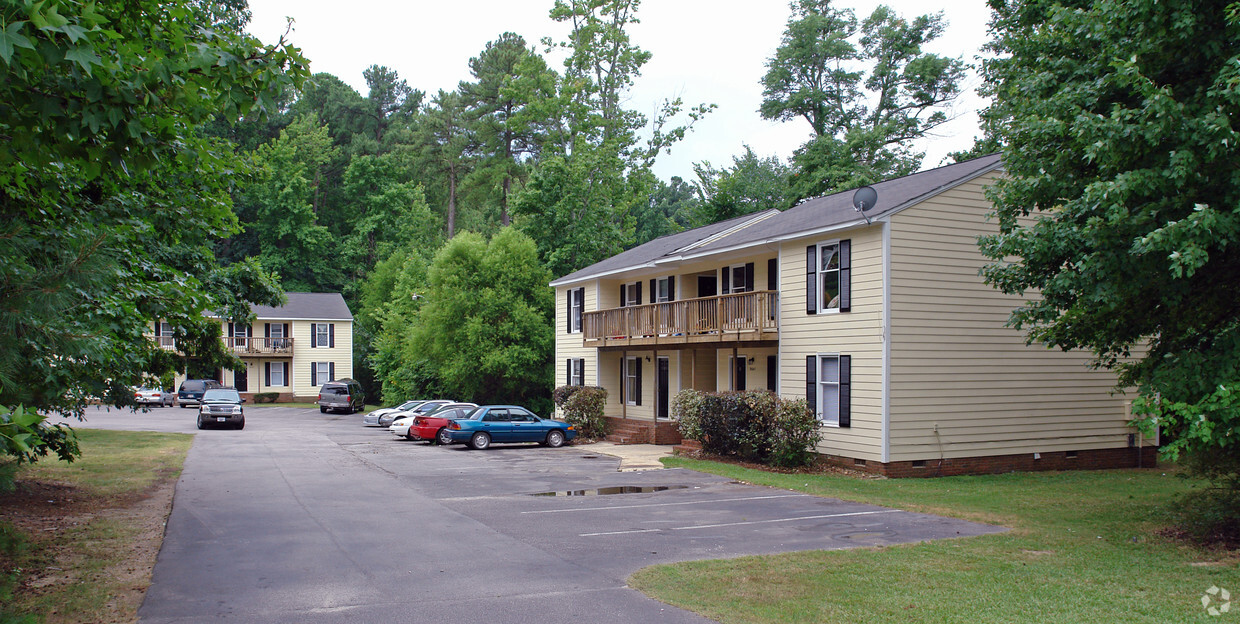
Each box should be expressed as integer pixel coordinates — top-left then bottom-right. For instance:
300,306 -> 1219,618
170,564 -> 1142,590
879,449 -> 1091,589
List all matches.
181,381 -> 205,392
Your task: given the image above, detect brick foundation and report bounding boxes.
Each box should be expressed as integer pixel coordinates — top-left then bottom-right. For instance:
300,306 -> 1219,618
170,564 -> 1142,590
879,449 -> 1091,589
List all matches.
819,446 -> 1160,478
603,416 -> 682,445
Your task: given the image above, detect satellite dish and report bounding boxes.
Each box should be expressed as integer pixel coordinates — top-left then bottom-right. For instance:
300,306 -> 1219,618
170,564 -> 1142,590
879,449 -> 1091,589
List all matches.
852,186 -> 878,225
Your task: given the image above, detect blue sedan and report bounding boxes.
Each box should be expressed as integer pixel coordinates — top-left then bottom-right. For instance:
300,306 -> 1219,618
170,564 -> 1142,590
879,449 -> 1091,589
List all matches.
443,405 -> 576,450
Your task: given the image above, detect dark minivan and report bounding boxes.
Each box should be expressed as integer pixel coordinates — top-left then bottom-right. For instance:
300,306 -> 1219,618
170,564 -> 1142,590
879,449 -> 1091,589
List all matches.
318,379 -> 365,414
178,379 -> 223,408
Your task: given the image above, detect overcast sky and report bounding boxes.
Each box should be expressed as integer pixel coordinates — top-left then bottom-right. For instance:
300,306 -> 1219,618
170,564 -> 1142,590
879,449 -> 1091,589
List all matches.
245,0 -> 994,181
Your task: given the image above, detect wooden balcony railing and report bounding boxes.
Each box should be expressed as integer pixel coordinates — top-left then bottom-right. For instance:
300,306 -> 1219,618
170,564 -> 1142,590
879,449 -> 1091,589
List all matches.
224,336 -> 295,356
582,290 -> 778,346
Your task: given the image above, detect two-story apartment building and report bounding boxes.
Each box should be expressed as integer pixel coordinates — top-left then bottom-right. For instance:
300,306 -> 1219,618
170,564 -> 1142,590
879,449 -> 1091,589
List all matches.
157,292 -> 354,402
552,154 -> 1157,476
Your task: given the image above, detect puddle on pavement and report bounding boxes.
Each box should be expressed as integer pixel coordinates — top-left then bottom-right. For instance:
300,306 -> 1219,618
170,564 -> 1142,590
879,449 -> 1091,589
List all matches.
531,485 -> 690,497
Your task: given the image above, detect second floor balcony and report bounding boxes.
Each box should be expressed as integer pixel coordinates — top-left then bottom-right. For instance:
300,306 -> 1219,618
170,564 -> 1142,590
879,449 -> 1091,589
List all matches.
224,336 -> 295,357
582,290 -> 778,347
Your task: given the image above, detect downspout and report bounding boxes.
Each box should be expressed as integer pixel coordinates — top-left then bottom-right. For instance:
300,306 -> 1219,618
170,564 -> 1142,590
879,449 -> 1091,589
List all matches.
881,219 -> 892,465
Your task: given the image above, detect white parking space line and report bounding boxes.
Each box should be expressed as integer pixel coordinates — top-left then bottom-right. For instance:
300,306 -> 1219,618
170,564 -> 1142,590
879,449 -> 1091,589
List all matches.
579,509 -> 902,537
523,494 -> 808,515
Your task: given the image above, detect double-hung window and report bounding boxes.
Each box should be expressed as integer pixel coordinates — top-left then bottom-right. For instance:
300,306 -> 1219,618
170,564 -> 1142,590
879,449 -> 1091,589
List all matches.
315,323 -> 330,347
157,322 -> 175,348
229,323 -> 249,348
566,358 -> 585,386
620,282 -> 641,307
655,277 -> 673,302
568,287 -> 584,333
806,240 -> 851,314
624,356 -> 642,406
806,354 -> 850,427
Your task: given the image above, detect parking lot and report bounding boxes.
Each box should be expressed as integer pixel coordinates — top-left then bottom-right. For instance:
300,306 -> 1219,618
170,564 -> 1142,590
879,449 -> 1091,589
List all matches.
69,406 -> 1004,623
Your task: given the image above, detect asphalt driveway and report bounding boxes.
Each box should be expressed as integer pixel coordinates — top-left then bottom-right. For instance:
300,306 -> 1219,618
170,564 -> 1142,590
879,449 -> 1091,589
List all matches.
69,406 -> 1004,623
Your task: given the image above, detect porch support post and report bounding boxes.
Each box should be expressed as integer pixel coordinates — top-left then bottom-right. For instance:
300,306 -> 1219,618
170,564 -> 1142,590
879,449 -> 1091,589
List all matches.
731,345 -> 738,391
621,349 -> 627,420
652,348 -> 659,426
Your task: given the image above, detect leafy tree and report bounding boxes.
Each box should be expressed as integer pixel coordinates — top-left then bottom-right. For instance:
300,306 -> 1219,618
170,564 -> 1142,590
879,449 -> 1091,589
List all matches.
421,89 -> 474,237
515,0 -> 710,277
341,154 -> 439,274
248,113 -> 343,292
408,230 -> 555,413
632,175 -> 697,246
0,0 -> 306,465
692,146 -> 794,226
978,0 -> 1240,530
460,33 -> 546,226
761,0 -> 966,201
360,64 -> 423,145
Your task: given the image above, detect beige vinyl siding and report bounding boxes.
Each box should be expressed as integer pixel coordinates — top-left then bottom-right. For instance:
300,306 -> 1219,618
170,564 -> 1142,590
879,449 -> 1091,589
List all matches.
777,226 -> 885,462
887,172 -> 1134,461
714,347 -> 776,392
555,285 -> 600,416
292,320 -> 353,399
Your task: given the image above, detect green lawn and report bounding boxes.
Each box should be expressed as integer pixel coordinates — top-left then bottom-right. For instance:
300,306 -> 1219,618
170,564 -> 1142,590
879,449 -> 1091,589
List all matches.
630,457 -> 1236,624
1,429 -> 191,624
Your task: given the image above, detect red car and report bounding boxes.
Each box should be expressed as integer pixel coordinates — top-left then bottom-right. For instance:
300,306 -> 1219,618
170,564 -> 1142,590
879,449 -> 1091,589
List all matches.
408,403 -> 477,444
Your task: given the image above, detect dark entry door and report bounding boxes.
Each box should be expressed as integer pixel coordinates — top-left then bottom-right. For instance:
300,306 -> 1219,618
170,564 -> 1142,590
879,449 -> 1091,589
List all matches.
657,357 -> 670,419
234,367 -> 248,392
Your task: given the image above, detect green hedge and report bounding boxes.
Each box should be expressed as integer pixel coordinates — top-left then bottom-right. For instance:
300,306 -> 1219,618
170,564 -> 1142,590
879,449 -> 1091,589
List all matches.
672,389 -> 821,468
562,387 -> 609,439
252,392 -> 280,404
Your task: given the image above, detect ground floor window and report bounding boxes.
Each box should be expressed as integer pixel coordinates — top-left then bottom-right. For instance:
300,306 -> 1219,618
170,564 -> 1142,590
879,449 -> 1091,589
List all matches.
567,358 -> 585,386
625,356 -> 641,405
267,362 -> 287,387
808,354 -> 850,427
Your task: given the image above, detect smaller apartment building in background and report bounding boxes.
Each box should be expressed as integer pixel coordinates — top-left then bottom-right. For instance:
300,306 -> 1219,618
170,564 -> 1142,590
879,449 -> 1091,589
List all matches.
154,292 -> 353,402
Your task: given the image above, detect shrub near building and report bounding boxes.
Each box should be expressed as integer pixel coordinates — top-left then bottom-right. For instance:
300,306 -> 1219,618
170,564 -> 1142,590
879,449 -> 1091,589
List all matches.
673,389 -> 820,468
552,386 -> 609,439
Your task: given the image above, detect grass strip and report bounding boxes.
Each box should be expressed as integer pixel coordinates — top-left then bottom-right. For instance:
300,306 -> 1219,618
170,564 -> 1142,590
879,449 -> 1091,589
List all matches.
629,457 -> 1235,624
1,429 -> 191,623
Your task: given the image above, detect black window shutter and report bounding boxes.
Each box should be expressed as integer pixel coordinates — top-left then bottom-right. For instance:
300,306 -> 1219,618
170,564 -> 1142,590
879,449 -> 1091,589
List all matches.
668,276 -> 675,301
577,359 -> 585,385
839,239 -> 852,312
839,355 -> 851,427
806,245 -> 817,314
620,360 -> 625,403
311,363 -> 317,387
566,289 -> 572,332
329,361 -> 335,382
265,363 -> 271,387
744,262 -> 755,292
227,323 -> 234,338
264,323 -> 271,338
635,281 -> 642,305
283,323 -> 289,338
806,356 -> 817,417
649,279 -> 656,303
329,323 -> 335,348
767,355 -> 776,392
566,359 -> 572,386
635,357 -> 642,406
310,324 -> 317,348
721,267 -> 730,293
282,362 -> 289,387
767,258 -> 777,291
619,285 -> 626,307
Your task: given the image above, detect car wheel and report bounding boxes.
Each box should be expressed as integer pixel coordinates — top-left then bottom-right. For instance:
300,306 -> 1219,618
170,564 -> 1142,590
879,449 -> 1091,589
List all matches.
180,404 -> 187,409
545,430 -> 566,448
196,415 -> 205,430
405,430 -> 417,441
320,406 -> 327,413
236,418 -> 245,430
469,432 -> 491,450
436,428 -> 452,446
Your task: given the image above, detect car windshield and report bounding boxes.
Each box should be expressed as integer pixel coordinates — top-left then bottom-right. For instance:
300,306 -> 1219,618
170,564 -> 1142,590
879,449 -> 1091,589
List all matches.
201,389 -> 241,403
461,407 -> 481,419
399,400 -> 424,410
415,401 -> 447,413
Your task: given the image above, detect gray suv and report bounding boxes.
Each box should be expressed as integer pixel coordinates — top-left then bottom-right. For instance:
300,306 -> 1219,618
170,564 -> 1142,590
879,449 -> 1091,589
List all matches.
318,379 -> 365,414
197,388 -> 245,430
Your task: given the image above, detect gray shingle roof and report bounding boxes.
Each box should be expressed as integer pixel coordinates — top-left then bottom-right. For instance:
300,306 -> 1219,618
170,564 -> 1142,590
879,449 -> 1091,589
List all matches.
250,292 -> 353,321
549,154 -> 1002,285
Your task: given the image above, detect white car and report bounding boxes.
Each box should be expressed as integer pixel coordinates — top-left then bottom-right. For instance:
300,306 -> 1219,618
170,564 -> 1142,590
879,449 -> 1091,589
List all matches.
389,415 -> 416,439
363,400 -> 426,426
135,387 -> 174,407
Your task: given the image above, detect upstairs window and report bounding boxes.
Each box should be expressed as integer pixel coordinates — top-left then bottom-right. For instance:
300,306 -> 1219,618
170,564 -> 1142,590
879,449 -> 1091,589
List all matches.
806,240 -> 851,314
568,287 -> 584,333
